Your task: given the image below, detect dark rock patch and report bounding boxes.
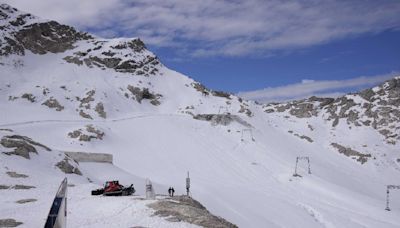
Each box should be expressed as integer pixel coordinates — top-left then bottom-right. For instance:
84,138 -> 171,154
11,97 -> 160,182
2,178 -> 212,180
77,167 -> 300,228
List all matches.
14,21 -> 92,55
0,185 -> 11,190
12,185 -> 35,190
127,85 -> 161,105
212,91 -> 231,99
42,97 -> 64,111
56,158 -> 82,175
239,105 -> 253,117
359,88 -> 376,102
15,198 -> 37,204
194,114 -> 252,127
79,110 -> 92,119
192,82 -> 210,95
289,103 -> 316,118
1,136 -> 37,159
0,218 -> 23,227
1,134 -> 50,159
331,143 -> 371,164
63,56 -> 83,65
6,171 -> 28,178
68,125 -> 104,142
0,129 -> 13,132
21,93 -> 35,103
95,102 -> 107,118
112,39 -> 146,52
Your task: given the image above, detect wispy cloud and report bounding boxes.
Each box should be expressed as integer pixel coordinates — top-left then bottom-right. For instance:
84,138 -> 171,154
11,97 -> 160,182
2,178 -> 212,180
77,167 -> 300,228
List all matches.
4,0 -> 400,57
237,73 -> 399,103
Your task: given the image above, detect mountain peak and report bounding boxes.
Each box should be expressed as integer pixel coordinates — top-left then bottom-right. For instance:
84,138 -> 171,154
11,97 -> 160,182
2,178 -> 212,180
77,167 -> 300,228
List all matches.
0,3 -> 40,27
0,4 -> 92,56
0,4 -> 161,76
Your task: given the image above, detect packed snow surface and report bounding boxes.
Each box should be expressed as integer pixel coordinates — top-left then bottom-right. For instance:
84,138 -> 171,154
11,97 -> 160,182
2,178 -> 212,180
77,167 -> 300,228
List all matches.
1,4 -> 400,227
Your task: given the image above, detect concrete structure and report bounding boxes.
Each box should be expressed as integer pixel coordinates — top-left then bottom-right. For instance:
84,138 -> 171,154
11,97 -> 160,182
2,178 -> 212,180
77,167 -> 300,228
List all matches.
64,152 -> 113,164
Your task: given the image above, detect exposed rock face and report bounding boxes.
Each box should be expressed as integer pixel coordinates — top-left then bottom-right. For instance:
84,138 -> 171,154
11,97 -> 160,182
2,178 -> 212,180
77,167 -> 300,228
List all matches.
0,4 -> 91,56
127,85 -> 162,105
212,90 -> 231,99
1,135 -> 51,159
1,4 -> 160,77
331,143 -> 371,164
79,110 -> 92,119
68,125 -> 104,142
56,158 -> 82,175
194,114 -> 252,127
78,90 -> 95,109
192,82 -> 210,96
63,39 -> 160,76
14,21 -> 92,55
21,93 -> 35,102
42,97 -> 64,111
238,104 -> 253,117
95,102 -> 107,118
263,77 -> 400,144
289,102 -> 316,118
288,131 -> 313,143
148,195 -> 237,228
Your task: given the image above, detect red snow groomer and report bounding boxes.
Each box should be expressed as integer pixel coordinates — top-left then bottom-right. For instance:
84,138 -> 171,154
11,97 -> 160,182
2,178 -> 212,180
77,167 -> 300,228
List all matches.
91,181 -> 135,196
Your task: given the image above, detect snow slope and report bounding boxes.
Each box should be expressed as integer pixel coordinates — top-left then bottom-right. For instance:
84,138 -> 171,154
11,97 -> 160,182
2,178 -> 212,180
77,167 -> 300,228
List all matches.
1,3 -> 400,228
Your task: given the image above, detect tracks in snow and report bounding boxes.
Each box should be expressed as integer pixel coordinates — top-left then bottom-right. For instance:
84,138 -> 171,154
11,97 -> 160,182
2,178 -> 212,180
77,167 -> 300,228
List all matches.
0,113 -> 188,128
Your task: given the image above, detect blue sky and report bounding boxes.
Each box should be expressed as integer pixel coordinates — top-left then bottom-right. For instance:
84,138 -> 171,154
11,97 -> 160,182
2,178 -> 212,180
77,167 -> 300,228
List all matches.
5,0 -> 400,102
155,29 -> 400,93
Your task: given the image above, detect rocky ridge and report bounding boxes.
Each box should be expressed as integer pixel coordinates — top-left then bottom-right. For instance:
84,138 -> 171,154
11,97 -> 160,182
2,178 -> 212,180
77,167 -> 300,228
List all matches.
263,77 -> 400,144
0,3 -> 161,76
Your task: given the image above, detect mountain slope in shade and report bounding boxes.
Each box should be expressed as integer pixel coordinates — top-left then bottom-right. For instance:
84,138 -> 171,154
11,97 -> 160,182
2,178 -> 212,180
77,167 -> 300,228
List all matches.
1,4 -> 400,228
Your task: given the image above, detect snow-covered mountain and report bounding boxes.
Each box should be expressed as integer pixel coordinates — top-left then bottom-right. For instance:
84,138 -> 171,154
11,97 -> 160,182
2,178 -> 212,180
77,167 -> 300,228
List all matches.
1,3 -> 399,227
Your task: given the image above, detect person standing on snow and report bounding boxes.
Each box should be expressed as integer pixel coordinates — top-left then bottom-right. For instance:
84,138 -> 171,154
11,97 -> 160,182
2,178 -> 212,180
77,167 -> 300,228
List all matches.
168,187 -> 172,197
171,187 -> 175,197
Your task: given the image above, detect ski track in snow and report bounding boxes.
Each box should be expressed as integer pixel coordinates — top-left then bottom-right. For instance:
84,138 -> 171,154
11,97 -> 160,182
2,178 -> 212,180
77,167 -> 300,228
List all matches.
0,113 -> 185,128
298,203 -> 335,228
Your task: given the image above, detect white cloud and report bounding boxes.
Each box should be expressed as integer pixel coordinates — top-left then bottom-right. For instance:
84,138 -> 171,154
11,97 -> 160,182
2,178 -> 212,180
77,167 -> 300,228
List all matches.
3,0 -> 400,57
237,73 -> 399,103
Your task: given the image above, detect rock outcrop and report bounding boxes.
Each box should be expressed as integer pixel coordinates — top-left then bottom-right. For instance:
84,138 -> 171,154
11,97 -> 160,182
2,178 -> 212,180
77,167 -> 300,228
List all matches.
1,135 -> 51,159
194,114 -> 252,127
263,77 -> 400,144
148,195 -> 237,228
